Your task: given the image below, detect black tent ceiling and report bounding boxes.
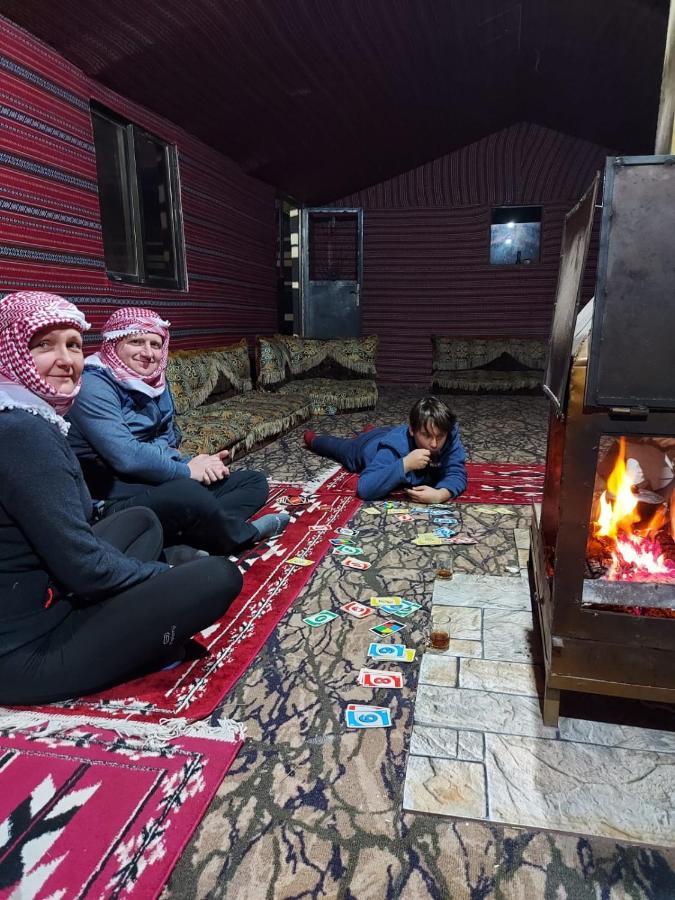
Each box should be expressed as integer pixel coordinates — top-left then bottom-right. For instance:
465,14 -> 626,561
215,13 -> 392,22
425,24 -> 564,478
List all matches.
1,0 -> 669,202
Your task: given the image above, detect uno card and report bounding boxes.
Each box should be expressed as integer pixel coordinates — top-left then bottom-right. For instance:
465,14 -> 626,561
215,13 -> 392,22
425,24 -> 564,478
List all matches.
412,533 -> 445,546
337,527 -> 358,537
287,556 -> 314,567
382,501 -> 395,510
370,620 -> 405,636
332,545 -> 364,556
330,537 -> 354,546
288,496 -> 307,507
367,643 -> 416,662
340,600 -> 373,618
308,524 -> 330,531
434,517 -> 458,526
357,668 -> 403,688
363,507 -> 380,516
377,599 -> 421,618
342,556 -> 371,570
447,535 -> 478,545
396,514 -> 413,523
303,610 -> 338,627
435,527 -> 458,538
345,704 -> 392,728
369,596 -> 403,607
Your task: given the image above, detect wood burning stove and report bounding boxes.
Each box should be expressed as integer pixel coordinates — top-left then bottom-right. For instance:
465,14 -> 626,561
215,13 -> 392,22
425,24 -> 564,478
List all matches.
531,156 -> 675,726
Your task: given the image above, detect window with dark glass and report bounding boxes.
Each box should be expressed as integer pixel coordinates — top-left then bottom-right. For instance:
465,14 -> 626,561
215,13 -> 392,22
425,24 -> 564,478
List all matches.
91,103 -> 186,289
490,206 -> 541,265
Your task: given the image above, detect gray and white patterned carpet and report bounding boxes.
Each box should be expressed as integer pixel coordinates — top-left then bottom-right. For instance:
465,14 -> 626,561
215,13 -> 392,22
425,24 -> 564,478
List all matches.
163,387 -> 675,900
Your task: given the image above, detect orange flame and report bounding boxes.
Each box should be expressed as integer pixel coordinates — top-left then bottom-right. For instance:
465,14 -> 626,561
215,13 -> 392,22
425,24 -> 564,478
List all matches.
592,438 -> 674,582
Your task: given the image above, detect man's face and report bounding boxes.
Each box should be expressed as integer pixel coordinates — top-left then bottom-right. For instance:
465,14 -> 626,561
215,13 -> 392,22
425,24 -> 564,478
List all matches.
409,423 -> 448,454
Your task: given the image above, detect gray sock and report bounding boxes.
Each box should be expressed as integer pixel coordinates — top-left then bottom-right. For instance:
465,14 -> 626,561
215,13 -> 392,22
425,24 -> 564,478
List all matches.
252,513 -> 290,541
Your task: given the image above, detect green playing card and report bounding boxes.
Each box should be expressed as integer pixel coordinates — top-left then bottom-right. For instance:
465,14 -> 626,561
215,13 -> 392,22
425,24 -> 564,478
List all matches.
303,610 -> 339,627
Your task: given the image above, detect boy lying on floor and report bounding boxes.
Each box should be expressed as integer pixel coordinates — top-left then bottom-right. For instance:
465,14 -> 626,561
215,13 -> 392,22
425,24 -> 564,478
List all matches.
304,396 -> 467,503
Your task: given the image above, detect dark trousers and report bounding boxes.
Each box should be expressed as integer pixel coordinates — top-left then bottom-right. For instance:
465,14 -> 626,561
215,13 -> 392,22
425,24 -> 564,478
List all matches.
312,428 -> 388,471
0,507 -> 243,704
106,470 -> 269,556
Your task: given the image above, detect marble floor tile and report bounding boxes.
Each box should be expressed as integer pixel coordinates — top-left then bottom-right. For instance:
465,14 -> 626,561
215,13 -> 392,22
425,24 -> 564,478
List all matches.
560,717 -> 675,755
513,528 -> 531,550
431,605 -> 482,640
414,685 -> 558,740
403,756 -> 486,818
419,654 -> 459,687
459,658 -> 543,698
482,609 -> 542,664
433,574 -> 531,610
485,733 -> 675,846
409,725 -> 458,759
457,730 -> 485,762
425,638 -> 483,659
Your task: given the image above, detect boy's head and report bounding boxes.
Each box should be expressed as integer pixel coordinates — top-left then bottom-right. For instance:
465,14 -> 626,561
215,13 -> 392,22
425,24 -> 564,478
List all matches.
408,396 -> 456,453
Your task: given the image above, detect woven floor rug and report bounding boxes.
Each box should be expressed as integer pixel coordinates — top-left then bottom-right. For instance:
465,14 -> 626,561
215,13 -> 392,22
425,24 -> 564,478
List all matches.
0,719 -> 242,899
317,461 -> 545,504
2,483 -> 360,733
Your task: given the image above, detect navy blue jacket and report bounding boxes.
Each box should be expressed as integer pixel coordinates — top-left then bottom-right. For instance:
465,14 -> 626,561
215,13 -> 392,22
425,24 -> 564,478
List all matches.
354,424 -> 467,501
67,367 -> 190,500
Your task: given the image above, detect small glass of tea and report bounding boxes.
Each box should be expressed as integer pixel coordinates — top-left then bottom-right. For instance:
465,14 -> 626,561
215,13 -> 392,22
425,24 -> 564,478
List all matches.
435,553 -> 454,580
430,629 -> 451,651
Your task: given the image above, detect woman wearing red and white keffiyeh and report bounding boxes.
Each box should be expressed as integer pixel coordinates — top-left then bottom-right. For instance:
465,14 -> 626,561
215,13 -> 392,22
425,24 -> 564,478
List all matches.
67,306 -> 289,557
0,291 -> 242,705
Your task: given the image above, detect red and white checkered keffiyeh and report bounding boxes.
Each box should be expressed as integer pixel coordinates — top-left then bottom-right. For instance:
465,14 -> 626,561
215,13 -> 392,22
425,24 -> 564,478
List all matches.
0,291 -> 90,415
87,307 -> 170,398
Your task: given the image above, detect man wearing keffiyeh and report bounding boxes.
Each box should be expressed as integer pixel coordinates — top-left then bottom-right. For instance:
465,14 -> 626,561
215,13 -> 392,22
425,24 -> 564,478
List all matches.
68,306 -> 289,556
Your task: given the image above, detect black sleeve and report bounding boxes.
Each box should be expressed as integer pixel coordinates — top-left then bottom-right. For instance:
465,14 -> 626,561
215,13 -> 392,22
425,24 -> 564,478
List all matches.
2,417 -> 166,600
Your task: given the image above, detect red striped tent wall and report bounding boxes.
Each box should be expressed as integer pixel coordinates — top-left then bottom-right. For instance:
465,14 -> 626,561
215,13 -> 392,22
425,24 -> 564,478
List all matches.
0,16 -> 277,349
329,123 -> 609,383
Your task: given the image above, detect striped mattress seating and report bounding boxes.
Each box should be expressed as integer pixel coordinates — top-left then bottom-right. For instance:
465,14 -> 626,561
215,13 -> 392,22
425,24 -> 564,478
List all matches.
255,334 -> 379,415
167,341 -> 311,459
431,336 -> 547,393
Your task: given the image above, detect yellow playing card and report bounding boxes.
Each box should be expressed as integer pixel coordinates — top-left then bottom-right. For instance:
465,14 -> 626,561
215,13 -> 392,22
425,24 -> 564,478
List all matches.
412,533 -> 444,546
363,507 -> 380,515
370,596 -> 403,606
286,556 -> 314,566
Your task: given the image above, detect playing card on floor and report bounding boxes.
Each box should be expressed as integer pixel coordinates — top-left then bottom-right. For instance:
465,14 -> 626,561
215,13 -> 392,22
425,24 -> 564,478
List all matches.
303,610 -> 338,627
370,620 -> 405,636
340,601 -> 373,618
377,599 -> 421,618
345,704 -> 392,728
370,596 -> 403,607
357,668 -> 403,688
367,643 -> 416,662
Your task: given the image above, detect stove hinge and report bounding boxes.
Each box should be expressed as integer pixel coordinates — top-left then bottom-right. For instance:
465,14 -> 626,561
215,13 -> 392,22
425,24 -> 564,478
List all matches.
608,405 -> 650,420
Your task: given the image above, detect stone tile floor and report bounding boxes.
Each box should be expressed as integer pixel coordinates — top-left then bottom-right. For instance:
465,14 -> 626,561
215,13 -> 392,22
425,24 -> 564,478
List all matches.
403,540 -> 675,848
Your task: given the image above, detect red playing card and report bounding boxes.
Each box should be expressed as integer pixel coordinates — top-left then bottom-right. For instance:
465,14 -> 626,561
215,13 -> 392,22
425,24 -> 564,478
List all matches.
342,556 -> 371,570
358,668 -> 403,688
340,601 -> 373,618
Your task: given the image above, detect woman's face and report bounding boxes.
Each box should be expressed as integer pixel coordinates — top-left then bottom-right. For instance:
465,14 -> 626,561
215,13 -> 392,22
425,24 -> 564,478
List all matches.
116,331 -> 163,377
29,326 -> 84,394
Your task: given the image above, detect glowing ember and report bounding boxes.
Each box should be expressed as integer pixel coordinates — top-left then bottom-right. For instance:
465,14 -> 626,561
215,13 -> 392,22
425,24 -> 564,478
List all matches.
592,438 -> 674,582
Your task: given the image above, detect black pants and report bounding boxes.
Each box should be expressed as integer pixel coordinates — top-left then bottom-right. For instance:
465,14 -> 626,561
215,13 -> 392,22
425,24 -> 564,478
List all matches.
0,508 -> 243,705
107,470 -> 269,556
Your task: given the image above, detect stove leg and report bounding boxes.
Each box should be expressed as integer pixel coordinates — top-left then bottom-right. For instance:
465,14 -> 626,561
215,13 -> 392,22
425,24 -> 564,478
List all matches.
542,684 -> 560,727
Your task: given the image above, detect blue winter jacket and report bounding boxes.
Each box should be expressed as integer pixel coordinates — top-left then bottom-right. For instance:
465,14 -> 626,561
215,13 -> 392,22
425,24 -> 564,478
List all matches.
67,367 -> 190,500
354,424 -> 467,501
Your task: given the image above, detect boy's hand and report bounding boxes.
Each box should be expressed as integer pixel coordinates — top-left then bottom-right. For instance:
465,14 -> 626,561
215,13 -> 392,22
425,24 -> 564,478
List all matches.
405,486 -> 451,504
403,448 -> 431,472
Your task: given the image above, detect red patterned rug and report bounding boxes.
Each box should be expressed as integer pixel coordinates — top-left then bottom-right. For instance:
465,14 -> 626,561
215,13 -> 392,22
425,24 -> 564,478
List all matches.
3,483 -> 360,732
0,720 -> 241,900
317,462 -> 545,505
